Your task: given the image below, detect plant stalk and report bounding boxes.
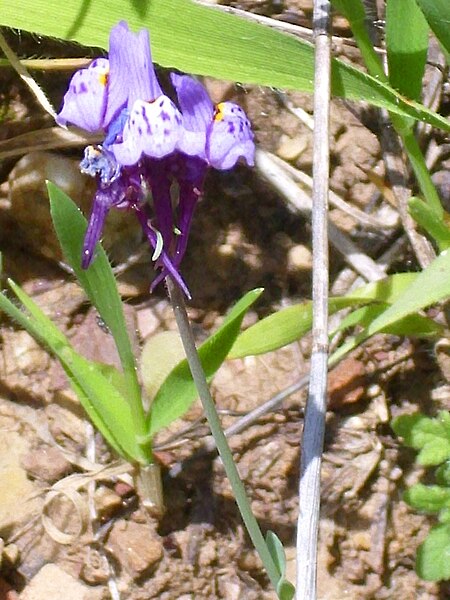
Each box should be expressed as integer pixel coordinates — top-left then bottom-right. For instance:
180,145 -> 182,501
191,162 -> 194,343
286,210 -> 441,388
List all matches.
166,277 -> 281,592
296,1 -> 331,598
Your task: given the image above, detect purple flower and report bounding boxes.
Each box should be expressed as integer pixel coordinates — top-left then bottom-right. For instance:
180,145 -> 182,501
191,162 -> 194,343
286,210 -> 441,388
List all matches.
171,74 -> 255,170
55,21 -> 255,297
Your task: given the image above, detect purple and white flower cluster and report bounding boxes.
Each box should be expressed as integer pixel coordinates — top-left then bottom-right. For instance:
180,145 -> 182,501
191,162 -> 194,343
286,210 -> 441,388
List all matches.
57,21 -> 255,296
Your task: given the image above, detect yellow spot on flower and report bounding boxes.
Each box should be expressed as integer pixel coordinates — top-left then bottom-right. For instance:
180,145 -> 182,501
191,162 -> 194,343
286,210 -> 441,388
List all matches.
98,68 -> 109,87
214,102 -> 225,122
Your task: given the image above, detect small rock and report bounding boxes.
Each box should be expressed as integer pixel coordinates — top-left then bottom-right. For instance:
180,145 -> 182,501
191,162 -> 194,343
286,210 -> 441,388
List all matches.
0,431 -> 42,536
197,539 -> 217,567
287,244 -> 313,271
80,548 -> 110,585
94,486 -> 122,519
3,544 -> 20,568
217,575 -> 242,600
21,446 -> 71,483
276,133 -> 308,161
7,151 -> 140,266
0,577 -> 19,599
328,356 -> 366,409
237,549 -> 260,572
106,520 -> 163,579
20,564 -> 102,600
352,531 -> 371,551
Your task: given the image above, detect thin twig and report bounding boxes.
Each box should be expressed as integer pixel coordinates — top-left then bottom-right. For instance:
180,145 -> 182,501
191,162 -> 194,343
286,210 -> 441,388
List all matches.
256,149 -> 385,282
0,57 -> 91,70
0,30 -> 57,120
0,127 -> 99,161
296,1 -> 331,598
268,151 -> 397,230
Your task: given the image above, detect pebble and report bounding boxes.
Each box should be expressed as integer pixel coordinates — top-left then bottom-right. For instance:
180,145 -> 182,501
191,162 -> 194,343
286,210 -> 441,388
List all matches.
21,446 -> 71,483
7,151 -> 141,267
3,543 -> 20,568
287,244 -> 313,271
20,564 -> 103,600
0,431 -> 42,535
93,486 -> 122,519
276,133 -> 308,161
80,548 -> 110,585
106,520 -> 163,578
0,577 -> 18,599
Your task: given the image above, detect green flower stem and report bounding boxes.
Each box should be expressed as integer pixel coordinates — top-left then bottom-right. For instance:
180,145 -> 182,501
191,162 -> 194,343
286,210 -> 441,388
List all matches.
124,365 -> 153,464
166,278 -> 281,593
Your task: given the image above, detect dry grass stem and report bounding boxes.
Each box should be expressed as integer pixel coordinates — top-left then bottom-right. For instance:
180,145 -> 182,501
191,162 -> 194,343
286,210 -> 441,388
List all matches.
0,30 -> 57,120
268,150 -> 398,229
0,126 -> 99,160
296,1 -> 332,597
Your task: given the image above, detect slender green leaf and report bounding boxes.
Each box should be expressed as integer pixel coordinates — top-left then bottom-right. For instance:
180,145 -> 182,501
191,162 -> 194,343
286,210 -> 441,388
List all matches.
408,197 -> 450,251
48,183 -> 135,378
148,288 -> 262,436
415,0 -> 450,61
404,484 -> 450,513
266,531 -> 287,578
229,273 -> 419,359
0,282 -> 141,461
48,183 -> 144,418
1,0 -> 450,130
331,251 -> 450,364
332,303 -> 441,337
386,0 -> 429,100
266,531 -> 295,600
417,524 -> 450,581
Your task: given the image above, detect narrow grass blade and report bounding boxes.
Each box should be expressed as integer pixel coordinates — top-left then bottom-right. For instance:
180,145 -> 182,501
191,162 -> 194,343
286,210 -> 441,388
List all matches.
415,0 -> 450,61
0,283 -> 141,461
408,197 -> 450,251
386,0 -> 429,101
331,250 -> 450,363
333,0 -> 443,217
228,273 -> 419,358
147,288 -> 262,436
0,0 -> 450,130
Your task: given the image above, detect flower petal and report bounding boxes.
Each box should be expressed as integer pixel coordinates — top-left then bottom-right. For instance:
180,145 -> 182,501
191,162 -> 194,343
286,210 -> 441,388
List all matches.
170,74 -> 214,132
112,97 -> 182,165
206,102 -> 255,170
104,21 -> 162,126
146,160 -> 174,251
82,191 -> 111,268
56,58 -> 109,132
172,156 -> 207,266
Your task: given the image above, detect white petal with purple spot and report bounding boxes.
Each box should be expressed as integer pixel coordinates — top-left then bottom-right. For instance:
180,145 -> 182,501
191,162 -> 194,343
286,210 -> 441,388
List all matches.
207,102 -> 255,170
112,96 -> 183,165
56,58 -> 109,132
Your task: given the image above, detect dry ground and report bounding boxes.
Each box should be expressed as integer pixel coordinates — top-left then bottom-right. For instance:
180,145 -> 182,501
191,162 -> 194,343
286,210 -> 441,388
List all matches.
0,2 -> 449,598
